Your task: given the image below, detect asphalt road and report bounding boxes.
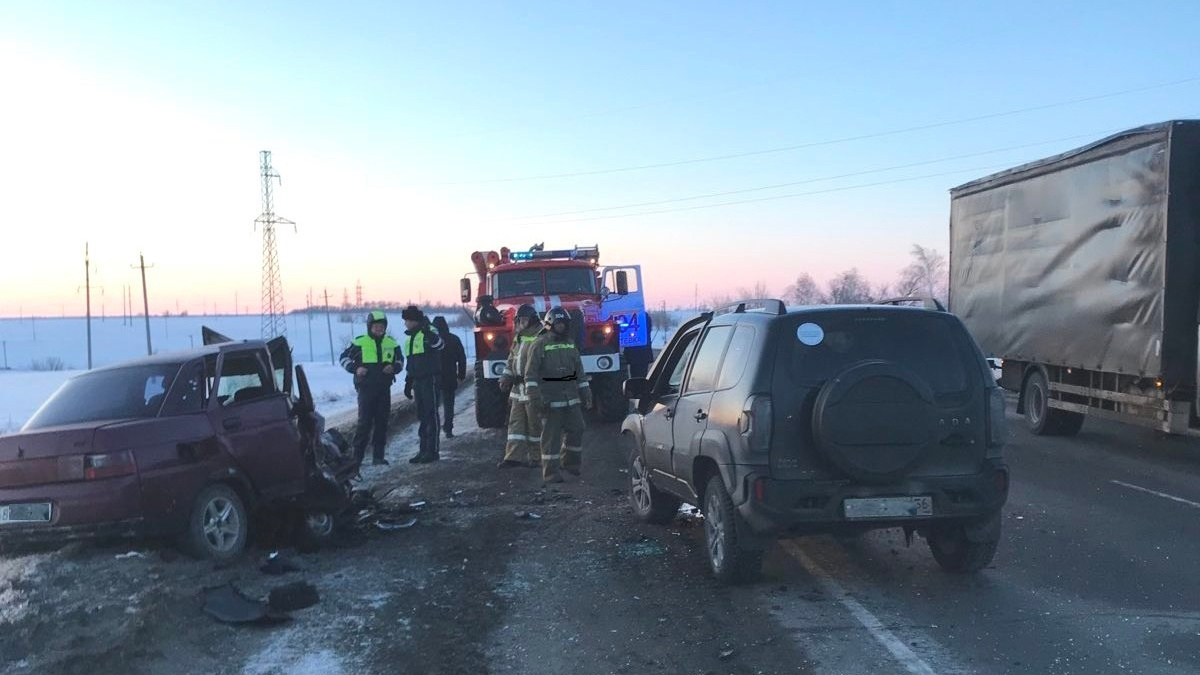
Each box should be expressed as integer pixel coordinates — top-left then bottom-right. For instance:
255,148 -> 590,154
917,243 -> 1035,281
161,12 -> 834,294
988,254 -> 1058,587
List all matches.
6,392 -> 1200,675
765,399 -> 1200,675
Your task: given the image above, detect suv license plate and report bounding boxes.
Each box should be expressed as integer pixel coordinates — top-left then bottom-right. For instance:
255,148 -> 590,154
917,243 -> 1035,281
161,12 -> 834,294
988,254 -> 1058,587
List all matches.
843,496 -> 932,520
0,502 -> 53,524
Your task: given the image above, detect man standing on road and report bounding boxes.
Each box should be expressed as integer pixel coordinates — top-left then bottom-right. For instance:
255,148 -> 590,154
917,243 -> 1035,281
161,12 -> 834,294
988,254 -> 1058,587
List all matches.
431,315 -> 467,439
339,310 -> 402,466
524,306 -> 592,483
401,305 -> 445,464
497,304 -> 543,469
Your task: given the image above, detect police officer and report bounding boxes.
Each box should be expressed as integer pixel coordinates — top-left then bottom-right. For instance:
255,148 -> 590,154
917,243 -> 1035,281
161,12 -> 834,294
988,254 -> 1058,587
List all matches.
497,304 -> 543,469
339,310 -> 402,466
401,305 -> 445,464
524,306 -> 592,483
431,315 -> 467,438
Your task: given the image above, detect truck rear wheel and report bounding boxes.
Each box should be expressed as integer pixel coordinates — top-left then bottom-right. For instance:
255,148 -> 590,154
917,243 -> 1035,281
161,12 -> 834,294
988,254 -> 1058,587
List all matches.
474,362 -> 509,428
1023,369 -> 1084,436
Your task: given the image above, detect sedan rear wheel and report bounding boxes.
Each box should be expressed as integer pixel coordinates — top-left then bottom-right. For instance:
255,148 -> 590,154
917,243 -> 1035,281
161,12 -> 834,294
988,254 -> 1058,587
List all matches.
183,484 -> 248,561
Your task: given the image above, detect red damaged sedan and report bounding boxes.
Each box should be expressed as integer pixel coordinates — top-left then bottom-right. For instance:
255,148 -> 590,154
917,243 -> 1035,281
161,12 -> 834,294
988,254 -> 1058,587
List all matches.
0,331 -> 359,560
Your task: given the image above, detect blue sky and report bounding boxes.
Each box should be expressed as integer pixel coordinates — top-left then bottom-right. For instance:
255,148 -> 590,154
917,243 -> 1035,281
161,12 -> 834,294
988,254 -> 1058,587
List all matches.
2,1 -> 1198,315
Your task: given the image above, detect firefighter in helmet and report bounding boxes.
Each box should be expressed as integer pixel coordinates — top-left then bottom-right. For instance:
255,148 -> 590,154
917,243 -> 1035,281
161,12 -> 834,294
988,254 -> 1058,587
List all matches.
339,310 -> 403,466
497,304 -> 543,469
523,306 -> 592,483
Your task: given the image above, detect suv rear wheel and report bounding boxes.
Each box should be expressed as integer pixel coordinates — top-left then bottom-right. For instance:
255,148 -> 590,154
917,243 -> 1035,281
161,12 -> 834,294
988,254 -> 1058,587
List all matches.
628,444 -> 680,525
702,476 -> 763,584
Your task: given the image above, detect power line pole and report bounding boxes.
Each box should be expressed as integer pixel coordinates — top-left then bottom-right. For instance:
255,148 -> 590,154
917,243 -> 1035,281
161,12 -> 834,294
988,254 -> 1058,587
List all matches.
254,150 -> 296,340
84,243 -> 93,369
306,288 -> 314,362
323,288 -> 335,366
131,253 -> 154,355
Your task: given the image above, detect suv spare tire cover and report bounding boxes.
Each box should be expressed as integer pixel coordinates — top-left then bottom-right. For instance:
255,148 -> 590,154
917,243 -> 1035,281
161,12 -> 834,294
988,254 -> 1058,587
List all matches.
811,359 -> 938,484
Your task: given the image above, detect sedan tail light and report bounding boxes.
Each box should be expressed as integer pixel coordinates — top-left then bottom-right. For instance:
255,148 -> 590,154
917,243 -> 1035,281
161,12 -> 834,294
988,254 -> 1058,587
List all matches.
84,451 -> 136,480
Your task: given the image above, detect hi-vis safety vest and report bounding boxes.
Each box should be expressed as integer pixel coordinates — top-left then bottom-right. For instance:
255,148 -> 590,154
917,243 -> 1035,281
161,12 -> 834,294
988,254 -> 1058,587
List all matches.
402,327 -> 437,358
353,334 -> 398,364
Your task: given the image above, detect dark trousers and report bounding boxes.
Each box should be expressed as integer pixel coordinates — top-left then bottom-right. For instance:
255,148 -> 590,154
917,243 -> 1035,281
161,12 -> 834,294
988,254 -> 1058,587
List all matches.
353,386 -> 391,463
414,378 -> 441,458
441,379 -> 457,433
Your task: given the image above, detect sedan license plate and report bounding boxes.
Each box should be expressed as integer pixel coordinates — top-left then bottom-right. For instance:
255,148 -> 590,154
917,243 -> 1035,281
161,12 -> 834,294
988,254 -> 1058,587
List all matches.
843,496 -> 932,520
0,502 -> 53,525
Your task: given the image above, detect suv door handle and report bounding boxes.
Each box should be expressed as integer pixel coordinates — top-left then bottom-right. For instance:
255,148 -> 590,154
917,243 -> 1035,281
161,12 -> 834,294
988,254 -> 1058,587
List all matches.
663,407 -> 674,420
694,410 -> 708,421
222,417 -> 242,431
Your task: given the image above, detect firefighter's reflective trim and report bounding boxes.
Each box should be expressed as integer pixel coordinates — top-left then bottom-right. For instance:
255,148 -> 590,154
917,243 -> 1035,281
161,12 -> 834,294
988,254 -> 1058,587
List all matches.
577,381 -> 590,389
507,434 -> 530,441
581,354 -> 621,373
541,452 -> 561,460
549,399 -> 581,408
544,343 -> 575,352
525,380 -> 539,388
563,445 -> 582,454
509,392 -> 530,402
529,434 -> 542,443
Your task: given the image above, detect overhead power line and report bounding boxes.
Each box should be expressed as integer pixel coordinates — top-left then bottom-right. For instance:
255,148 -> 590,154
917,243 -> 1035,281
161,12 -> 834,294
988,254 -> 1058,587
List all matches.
507,162 -> 1030,226
497,126 -> 1132,222
443,75 -> 1200,185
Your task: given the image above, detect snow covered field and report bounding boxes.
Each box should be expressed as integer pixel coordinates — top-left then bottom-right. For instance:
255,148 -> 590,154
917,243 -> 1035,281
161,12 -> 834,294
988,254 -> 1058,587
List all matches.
0,314 -> 477,434
0,311 -> 687,434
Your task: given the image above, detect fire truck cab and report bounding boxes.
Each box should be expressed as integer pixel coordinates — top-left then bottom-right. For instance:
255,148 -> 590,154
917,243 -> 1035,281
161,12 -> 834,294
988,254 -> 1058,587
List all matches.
459,244 -> 649,427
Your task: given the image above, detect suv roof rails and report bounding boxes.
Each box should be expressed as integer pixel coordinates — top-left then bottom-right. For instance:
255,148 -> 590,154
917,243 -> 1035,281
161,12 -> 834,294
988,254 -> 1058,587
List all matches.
877,296 -> 947,312
713,298 -> 788,317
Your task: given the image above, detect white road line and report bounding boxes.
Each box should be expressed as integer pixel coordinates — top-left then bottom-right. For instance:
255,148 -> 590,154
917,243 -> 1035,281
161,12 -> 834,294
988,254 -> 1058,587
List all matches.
780,540 -> 939,675
1111,480 -> 1200,510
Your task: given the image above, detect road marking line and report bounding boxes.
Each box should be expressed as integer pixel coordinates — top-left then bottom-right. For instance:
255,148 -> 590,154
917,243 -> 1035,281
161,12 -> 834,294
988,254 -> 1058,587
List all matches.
780,540 -> 939,675
1110,480 -> 1200,510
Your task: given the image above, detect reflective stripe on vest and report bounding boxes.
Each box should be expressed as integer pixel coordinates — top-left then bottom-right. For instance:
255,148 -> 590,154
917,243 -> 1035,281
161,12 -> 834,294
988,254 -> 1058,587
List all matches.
402,328 -> 437,358
353,335 -> 397,364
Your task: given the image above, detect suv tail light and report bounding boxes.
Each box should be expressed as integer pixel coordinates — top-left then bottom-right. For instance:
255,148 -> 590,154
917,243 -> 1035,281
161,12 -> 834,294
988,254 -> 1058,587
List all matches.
740,395 -> 773,454
986,388 -> 1007,450
84,451 -> 136,480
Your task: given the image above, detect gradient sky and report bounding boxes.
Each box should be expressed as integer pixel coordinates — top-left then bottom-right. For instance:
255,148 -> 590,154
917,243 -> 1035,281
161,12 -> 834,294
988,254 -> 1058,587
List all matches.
2,1 -> 1198,317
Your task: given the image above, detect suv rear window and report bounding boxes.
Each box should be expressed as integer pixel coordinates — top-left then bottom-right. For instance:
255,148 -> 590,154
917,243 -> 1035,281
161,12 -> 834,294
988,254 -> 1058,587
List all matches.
779,312 -> 978,398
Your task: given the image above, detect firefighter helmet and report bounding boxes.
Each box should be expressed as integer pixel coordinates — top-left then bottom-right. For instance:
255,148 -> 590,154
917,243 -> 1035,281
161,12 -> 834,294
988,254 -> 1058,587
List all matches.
543,306 -> 571,328
515,304 -> 539,323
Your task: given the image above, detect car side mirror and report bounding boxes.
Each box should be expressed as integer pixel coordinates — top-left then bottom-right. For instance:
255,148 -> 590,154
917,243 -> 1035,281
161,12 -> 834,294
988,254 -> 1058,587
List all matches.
623,377 -> 649,399
460,278 -> 472,304
615,270 -> 629,296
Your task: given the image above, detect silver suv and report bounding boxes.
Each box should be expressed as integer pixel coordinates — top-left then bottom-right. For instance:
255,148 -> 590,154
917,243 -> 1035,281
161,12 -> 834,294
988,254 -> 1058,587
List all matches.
621,300 -> 1008,583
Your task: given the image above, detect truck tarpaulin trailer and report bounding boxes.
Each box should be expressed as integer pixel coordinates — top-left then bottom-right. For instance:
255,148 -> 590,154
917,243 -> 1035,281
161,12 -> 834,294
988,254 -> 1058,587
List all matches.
949,120 -> 1200,436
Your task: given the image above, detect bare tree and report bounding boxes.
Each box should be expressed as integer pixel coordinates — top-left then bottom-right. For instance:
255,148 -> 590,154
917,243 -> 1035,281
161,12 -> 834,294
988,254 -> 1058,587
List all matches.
737,280 -> 772,300
785,272 -> 826,305
895,244 -> 948,302
826,268 -> 875,304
